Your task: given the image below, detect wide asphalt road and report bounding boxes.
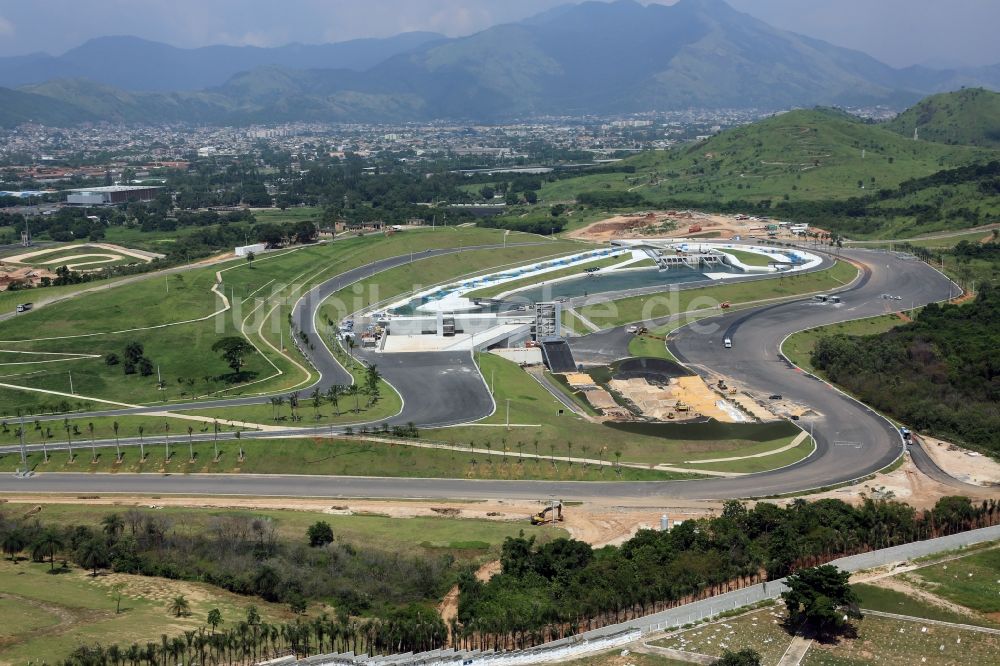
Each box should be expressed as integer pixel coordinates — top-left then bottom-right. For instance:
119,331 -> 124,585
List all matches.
0,246 -> 976,500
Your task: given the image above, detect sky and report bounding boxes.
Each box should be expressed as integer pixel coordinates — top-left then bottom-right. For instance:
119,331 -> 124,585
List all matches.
0,0 -> 998,68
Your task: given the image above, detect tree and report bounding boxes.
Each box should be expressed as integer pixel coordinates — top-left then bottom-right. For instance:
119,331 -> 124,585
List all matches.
715,649 -> 762,666
76,538 -> 110,576
246,251 -> 256,269
1,529 -> 26,562
169,595 -> 191,617
31,528 -> 64,571
212,337 -> 256,374
207,608 -> 224,634
307,521 -> 334,547
101,513 -> 125,540
782,565 -> 861,639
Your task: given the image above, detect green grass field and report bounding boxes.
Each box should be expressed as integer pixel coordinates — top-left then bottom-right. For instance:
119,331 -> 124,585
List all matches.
849,229 -> 996,251
0,558 -> 293,665
0,501 -> 567,554
721,248 -> 774,267
0,227 -> 540,414
0,414 -> 246,448
852,583 -> 995,628
318,242 -> 581,322
627,325 -> 675,360
579,261 -> 858,329
782,314 -> 906,372
0,434 -> 681,480
905,547 -> 1000,614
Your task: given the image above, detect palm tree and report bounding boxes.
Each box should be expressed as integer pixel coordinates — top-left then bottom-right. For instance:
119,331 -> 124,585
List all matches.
212,420 -> 220,462
347,385 -> 361,413
311,388 -> 322,419
64,421 -> 74,462
88,422 -> 97,463
168,595 -> 190,617
187,426 -> 195,462
207,608 -> 223,634
77,538 -> 108,576
113,420 -> 122,462
326,385 -> 342,416
101,513 -> 125,540
2,529 -> 26,562
31,528 -> 63,571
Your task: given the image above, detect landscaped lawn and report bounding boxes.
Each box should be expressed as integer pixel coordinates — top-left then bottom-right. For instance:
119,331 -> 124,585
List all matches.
465,252 -> 628,299
721,248 -> 775,267
579,261 -> 859,329
904,547 -> 1000,614
852,583 -> 995,627
318,242 -> 582,321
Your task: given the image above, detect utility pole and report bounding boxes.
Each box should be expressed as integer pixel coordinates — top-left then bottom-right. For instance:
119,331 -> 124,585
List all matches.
18,415 -> 27,469
491,369 -> 495,395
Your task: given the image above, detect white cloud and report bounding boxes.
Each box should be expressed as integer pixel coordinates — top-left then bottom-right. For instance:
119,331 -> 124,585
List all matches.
0,16 -> 14,36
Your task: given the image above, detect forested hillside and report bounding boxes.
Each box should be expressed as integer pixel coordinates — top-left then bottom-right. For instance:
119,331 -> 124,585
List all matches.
812,282 -> 1000,456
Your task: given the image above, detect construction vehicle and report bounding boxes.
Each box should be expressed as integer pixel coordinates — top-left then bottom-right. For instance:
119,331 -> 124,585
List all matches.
675,402 -> 690,412
531,501 -> 564,525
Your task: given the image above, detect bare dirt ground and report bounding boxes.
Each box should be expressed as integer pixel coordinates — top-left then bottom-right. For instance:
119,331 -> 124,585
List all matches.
568,211 -> 798,243
918,436 -> 1000,487
807,455 -> 998,510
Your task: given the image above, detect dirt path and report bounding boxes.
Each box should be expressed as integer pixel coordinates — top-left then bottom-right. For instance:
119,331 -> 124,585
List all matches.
0,591 -> 104,650
872,576 -> 982,620
438,560 -> 503,645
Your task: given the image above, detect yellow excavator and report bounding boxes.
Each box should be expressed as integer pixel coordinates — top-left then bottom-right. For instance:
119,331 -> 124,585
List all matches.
531,501 -> 564,525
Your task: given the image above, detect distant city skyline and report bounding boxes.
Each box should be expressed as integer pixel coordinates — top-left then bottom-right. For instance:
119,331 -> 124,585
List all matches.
1,0 -> 998,69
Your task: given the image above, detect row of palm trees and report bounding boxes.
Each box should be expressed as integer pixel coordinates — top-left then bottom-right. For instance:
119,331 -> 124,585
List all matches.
64,607 -> 447,666
266,365 -> 382,421
12,417 -> 234,465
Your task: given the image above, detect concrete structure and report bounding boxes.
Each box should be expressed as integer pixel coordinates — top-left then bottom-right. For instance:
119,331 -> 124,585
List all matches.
235,243 -> 267,257
65,185 -> 162,206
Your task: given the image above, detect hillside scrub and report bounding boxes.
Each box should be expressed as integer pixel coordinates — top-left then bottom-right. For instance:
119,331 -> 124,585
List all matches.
811,284 -> 1000,457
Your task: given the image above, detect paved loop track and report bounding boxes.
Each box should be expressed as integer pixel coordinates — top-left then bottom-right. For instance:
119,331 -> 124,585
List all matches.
0,246 -> 979,500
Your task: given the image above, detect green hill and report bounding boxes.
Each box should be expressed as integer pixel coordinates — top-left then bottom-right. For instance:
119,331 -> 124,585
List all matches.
543,107 -> 997,207
885,88 -> 1000,148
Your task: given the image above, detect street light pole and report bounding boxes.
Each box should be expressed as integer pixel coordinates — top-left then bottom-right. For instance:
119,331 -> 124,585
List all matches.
506,399 -> 511,431
68,371 -> 74,395
18,415 -> 27,469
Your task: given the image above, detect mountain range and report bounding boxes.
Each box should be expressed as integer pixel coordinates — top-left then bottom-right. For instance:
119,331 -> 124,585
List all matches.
2,0 -> 999,126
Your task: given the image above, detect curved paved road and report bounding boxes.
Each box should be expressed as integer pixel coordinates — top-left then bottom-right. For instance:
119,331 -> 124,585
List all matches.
0,246 -> 980,500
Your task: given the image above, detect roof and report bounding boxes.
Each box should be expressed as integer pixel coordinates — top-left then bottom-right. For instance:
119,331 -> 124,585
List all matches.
66,185 -> 163,194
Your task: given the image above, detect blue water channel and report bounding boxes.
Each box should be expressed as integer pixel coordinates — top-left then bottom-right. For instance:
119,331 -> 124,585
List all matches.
510,265 -> 740,302
390,264 -> 742,314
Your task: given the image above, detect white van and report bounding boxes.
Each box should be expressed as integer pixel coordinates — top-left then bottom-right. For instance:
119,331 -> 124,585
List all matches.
724,337 -> 732,349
